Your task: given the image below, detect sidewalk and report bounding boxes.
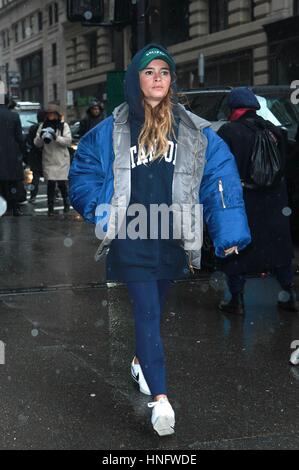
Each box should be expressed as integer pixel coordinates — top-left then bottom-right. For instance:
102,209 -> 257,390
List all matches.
0,215 -> 299,449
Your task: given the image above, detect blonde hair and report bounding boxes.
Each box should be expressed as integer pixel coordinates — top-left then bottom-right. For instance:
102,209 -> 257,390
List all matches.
138,89 -> 176,161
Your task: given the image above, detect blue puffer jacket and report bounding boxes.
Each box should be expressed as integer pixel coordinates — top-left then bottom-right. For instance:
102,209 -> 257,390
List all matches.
69,115 -> 251,259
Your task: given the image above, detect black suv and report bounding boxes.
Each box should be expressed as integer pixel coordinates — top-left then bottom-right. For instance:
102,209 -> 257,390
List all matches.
181,86 -> 299,244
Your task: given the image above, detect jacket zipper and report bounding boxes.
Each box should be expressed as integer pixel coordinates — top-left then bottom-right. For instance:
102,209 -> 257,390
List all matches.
187,150 -> 199,275
218,180 -> 226,209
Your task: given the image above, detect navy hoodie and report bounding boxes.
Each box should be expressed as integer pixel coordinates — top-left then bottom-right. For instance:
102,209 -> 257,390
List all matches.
106,44 -> 189,282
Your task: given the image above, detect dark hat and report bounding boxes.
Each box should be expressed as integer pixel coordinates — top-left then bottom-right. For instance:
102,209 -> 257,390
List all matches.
228,87 -> 261,110
89,100 -> 103,110
138,47 -> 176,72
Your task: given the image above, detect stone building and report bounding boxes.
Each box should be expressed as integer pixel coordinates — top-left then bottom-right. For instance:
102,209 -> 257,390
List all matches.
0,0 -> 298,120
173,0 -> 299,89
0,0 -> 67,113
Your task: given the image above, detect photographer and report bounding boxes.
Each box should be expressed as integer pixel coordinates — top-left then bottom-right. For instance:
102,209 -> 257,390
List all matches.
34,103 -> 72,216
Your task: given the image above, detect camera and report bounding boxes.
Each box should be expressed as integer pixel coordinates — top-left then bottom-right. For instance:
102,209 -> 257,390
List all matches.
41,127 -> 56,144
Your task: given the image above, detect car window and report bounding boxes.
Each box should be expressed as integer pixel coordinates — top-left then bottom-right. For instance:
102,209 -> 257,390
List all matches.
18,111 -> 38,129
263,97 -> 299,139
70,122 -> 80,139
217,95 -> 230,120
182,93 -> 228,121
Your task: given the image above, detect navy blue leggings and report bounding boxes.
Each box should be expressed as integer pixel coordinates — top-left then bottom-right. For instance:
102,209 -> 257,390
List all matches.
126,280 -> 172,397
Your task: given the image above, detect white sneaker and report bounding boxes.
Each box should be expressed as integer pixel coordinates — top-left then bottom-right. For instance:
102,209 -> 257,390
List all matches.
290,348 -> 299,366
148,398 -> 175,436
131,358 -> 151,396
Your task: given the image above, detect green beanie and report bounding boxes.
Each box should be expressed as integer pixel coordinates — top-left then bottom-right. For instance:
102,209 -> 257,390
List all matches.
138,47 -> 176,72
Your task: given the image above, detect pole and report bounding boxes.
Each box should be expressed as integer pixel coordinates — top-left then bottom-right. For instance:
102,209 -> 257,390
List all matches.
198,53 -> 205,87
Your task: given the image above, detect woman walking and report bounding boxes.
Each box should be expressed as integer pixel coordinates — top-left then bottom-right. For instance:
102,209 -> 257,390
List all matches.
69,44 -> 251,436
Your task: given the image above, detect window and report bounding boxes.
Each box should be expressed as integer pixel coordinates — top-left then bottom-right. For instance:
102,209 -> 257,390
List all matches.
72,37 -> 77,52
71,37 -> 77,71
22,60 -> 31,80
14,23 -> 19,43
52,43 -> 57,66
148,0 -> 189,47
29,15 -> 34,35
205,50 -> 253,87
53,83 -> 58,101
54,2 -> 59,23
38,11 -> 43,31
21,19 -> 26,39
31,54 -> 42,77
86,33 -> 97,69
209,0 -> 228,33
49,4 -> 53,26
2,31 -> 6,49
1,30 -> 9,48
250,0 -> 255,21
294,0 -> 299,15
19,51 -> 43,104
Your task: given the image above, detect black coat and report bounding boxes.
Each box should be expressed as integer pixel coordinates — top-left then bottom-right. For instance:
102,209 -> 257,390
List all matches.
78,111 -> 102,138
26,123 -> 43,175
217,111 -> 294,275
0,106 -> 25,181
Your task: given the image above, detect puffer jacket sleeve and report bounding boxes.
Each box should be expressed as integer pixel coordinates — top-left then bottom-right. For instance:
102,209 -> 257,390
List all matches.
68,117 -> 113,224
199,127 -> 251,258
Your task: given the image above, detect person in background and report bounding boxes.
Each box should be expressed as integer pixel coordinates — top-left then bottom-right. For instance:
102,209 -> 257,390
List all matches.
34,103 -> 72,216
7,98 -> 17,111
78,100 -> 103,138
69,44 -> 251,436
7,97 -> 28,207
26,110 -> 46,203
0,94 -> 26,216
217,87 -> 297,315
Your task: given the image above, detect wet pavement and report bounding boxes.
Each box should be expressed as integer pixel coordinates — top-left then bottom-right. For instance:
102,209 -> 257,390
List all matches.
0,190 -> 299,450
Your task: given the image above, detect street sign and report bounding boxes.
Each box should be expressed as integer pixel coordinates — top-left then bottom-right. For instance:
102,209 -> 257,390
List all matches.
8,72 -> 21,87
7,71 -> 21,99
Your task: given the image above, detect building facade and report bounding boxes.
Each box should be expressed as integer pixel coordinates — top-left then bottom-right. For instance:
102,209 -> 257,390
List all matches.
0,0 -> 116,119
172,0 -> 299,89
0,0 -> 298,120
0,0 -> 67,112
